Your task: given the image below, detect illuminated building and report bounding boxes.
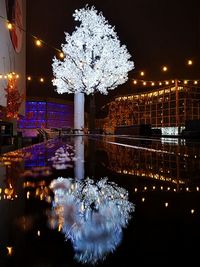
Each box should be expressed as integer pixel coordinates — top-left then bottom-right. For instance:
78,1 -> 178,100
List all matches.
102,80 -> 200,135
18,97 -> 74,129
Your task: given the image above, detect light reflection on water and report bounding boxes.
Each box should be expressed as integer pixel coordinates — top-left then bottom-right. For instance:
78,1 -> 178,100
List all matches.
0,136 -> 200,265
48,177 -> 135,264
93,135 -> 200,187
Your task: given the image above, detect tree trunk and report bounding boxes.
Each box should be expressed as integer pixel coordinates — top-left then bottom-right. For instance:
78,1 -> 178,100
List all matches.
74,92 -> 85,130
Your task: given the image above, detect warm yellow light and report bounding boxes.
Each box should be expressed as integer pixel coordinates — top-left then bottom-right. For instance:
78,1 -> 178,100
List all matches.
143,81 -> 146,86
162,66 -> 168,72
16,74 -> 19,79
133,80 -> 137,84
0,74 -> 2,79
7,22 -> 13,30
59,52 -> 64,58
37,230 -> 41,236
142,197 -> 145,202
27,76 -> 31,81
26,191 -> 30,199
194,80 -> 198,85
159,82 -> 162,86
184,80 -> 188,84
188,59 -> 193,65
165,202 -> 168,207
58,224 -> 62,232
40,78 -> 44,82
35,39 -> 42,46
172,80 -> 175,83
165,81 -> 169,85
191,209 -> 195,214
151,82 -> 155,86
140,71 -> 145,76
7,247 -> 13,256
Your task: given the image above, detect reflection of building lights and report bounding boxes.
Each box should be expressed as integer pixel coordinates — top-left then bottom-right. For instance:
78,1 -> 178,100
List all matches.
7,247 -> 13,256
27,191 -> 30,199
58,224 -> 62,232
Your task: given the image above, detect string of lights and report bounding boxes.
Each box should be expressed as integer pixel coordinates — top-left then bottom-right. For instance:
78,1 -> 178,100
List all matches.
132,78 -> 200,86
1,73 -> 200,88
0,15 -> 199,86
0,14 -> 64,57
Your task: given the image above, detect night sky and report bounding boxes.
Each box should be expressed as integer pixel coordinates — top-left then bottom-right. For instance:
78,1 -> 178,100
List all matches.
26,0 -> 200,110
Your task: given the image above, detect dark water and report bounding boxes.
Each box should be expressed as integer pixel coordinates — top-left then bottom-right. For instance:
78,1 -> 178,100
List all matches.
0,135 -> 200,266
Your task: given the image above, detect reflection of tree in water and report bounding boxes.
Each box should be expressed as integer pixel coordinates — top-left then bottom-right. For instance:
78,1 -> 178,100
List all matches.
47,177 -> 135,264
49,144 -> 75,170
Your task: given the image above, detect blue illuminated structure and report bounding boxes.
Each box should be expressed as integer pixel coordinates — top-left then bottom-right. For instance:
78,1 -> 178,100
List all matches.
18,98 -> 74,129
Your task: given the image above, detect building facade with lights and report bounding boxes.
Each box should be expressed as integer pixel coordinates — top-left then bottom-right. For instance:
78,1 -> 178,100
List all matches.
18,97 -> 74,131
0,0 -> 26,117
100,80 -> 200,135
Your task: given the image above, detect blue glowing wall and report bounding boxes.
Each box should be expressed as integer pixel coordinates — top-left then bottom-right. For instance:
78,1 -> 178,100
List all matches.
18,101 -> 73,129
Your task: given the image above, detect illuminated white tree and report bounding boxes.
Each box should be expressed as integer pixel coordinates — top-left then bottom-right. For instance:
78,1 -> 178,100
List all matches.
52,6 -> 134,130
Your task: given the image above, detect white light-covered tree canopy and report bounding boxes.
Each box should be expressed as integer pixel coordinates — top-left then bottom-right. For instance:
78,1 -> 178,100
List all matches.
52,5 -> 134,95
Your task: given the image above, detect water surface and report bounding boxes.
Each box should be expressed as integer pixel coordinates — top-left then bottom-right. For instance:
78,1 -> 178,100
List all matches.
0,135 -> 200,266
